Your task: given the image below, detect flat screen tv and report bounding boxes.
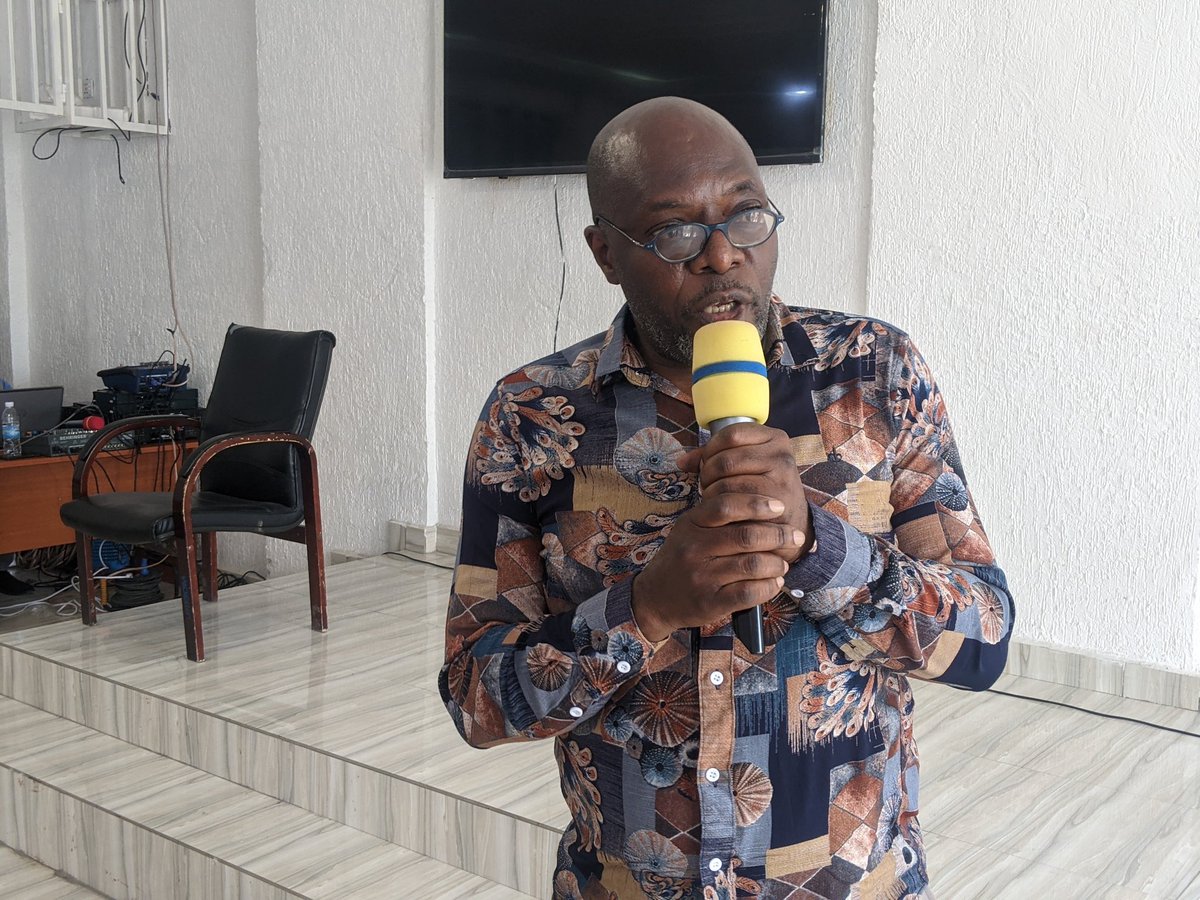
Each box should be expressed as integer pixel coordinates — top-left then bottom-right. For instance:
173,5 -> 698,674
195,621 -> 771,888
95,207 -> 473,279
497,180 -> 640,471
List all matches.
444,2 -> 828,178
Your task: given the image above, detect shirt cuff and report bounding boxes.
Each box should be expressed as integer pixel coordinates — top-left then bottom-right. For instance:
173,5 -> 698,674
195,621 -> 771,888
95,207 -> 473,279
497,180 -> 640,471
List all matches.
783,502 -> 874,614
572,577 -> 660,674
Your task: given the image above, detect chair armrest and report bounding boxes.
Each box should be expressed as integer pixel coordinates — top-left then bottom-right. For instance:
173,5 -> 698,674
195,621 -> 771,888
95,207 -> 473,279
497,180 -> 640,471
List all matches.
71,414 -> 203,499
171,431 -> 319,536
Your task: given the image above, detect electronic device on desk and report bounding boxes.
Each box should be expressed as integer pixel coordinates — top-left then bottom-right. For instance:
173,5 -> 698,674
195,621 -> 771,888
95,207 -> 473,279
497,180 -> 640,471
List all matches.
92,388 -> 202,443
24,428 -> 136,457
97,361 -> 190,394
0,386 -> 65,436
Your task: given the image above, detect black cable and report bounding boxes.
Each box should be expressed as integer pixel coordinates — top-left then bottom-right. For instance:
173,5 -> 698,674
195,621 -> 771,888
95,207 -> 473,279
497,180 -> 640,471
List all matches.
106,117 -> 132,141
108,570 -> 164,608
103,117 -> 131,185
383,550 -> 454,571
135,5 -> 150,101
215,569 -> 266,589
32,127 -> 77,160
987,687 -> 1199,740
93,459 -> 118,493
551,175 -> 566,352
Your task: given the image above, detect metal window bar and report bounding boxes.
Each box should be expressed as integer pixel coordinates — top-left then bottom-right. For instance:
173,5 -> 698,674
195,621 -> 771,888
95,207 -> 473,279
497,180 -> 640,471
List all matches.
0,0 -> 61,114
0,0 -> 164,131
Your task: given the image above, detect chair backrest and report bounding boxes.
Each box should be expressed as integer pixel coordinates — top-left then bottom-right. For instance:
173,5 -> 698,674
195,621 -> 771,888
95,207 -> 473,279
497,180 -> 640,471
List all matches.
200,324 -> 336,509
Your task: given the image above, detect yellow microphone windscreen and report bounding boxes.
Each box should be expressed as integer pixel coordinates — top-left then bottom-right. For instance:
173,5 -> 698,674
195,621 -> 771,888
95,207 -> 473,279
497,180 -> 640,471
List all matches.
691,320 -> 770,429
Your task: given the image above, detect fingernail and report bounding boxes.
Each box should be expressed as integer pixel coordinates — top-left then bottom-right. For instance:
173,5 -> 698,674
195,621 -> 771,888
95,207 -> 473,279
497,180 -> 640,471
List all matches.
792,530 -> 803,545
767,500 -> 785,513
776,576 -> 786,588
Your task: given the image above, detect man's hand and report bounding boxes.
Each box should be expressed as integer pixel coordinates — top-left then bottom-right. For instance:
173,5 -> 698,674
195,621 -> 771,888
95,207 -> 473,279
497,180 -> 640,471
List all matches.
631,491 -> 803,642
678,423 -> 813,563
631,424 -> 814,644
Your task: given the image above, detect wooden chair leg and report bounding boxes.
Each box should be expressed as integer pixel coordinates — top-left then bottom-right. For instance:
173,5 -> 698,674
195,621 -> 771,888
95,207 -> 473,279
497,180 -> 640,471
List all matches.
76,533 -> 97,626
300,454 -> 327,633
176,533 -> 205,662
201,532 -> 218,603
304,516 -> 327,633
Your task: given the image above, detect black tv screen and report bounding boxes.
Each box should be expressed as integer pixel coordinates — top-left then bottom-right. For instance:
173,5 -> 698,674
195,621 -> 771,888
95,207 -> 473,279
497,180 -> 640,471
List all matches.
444,2 -> 828,178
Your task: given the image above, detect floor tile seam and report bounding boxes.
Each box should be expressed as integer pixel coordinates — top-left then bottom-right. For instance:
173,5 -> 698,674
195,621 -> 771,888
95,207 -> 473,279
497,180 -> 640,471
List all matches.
2,748 -> 508,896
0,841 -> 109,898
0,761 -> 307,899
921,826 -> 1114,873
916,730 -> 1199,804
0,644 -> 565,837
0,723 -> 351,838
917,674 -> 1200,722
921,829 -> 1158,897
989,672 -> 1200,715
931,816 -> 1185,897
919,734 -> 1200,805
917,684 -> 1200,739
999,839 -> 1183,895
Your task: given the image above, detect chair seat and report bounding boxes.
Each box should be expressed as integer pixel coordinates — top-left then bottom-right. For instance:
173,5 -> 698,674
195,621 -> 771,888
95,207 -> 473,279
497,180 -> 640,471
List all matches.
60,491 -> 305,544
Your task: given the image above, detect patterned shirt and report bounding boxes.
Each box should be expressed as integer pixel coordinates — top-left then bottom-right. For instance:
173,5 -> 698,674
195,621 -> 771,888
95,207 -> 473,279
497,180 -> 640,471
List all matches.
439,298 -> 1014,899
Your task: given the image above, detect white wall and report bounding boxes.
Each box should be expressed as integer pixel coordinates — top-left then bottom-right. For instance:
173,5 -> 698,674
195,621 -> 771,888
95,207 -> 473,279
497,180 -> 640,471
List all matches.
7,0 -> 266,574
869,1 -> 1200,673
435,0 -> 880,522
4,0 -> 1198,674
255,0 -> 437,572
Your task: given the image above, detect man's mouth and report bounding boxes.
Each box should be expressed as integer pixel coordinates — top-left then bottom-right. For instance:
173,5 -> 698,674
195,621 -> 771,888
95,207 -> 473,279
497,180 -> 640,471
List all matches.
698,294 -> 750,323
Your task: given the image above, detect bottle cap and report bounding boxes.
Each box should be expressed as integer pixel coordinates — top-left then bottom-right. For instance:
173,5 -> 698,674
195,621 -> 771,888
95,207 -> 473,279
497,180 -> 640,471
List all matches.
3,401 -> 11,407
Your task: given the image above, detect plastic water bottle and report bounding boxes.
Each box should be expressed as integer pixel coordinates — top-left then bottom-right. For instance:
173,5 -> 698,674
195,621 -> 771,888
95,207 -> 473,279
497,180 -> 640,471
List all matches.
1,401 -> 19,459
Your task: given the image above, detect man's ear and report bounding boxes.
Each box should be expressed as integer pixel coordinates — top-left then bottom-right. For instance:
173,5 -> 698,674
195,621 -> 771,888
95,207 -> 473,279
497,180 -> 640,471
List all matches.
584,225 -> 622,286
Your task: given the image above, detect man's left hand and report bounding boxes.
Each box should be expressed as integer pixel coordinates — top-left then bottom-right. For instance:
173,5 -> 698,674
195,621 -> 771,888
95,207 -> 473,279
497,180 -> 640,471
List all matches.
677,423 -> 814,564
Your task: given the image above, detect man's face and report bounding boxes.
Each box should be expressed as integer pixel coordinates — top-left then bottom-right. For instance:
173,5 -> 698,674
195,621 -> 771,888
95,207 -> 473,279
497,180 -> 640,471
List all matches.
585,131 -> 779,370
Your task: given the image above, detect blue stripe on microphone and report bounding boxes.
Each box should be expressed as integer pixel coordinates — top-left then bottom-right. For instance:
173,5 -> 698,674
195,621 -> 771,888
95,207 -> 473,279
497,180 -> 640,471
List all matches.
692,360 -> 769,382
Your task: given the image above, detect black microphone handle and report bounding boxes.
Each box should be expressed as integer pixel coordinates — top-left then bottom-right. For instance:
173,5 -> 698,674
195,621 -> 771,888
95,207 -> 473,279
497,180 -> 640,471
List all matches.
732,606 -> 766,655
708,415 -> 766,654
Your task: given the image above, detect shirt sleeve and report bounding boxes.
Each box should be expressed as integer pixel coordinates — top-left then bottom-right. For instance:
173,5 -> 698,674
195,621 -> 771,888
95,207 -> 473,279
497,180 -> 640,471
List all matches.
438,381 -> 660,748
782,336 -> 1015,690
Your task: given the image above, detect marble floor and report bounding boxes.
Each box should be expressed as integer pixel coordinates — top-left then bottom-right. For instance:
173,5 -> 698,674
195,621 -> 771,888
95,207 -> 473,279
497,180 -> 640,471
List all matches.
0,553 -> 1196,899
0,844 -> 104,898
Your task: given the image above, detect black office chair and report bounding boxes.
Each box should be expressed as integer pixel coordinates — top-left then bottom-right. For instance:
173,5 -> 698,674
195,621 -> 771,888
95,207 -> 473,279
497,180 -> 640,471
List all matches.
60,324 -> 336,662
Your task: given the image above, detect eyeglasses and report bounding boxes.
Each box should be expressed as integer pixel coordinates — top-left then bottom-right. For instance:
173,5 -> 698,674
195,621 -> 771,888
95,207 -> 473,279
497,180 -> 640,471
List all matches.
594,202 -> 785,264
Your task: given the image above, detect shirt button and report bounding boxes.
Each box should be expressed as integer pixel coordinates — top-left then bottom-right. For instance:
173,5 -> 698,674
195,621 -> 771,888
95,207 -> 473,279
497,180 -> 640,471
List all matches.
616,660 -> 631,674
569,706 -> 584,718
708,857 -> 723,872
709,671 -> 724,686
705,767 -> 720,783
790,588 -> 806,599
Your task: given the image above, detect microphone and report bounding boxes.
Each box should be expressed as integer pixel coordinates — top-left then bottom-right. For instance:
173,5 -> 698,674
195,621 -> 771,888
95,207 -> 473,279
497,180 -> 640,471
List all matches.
692,320 -> 770,654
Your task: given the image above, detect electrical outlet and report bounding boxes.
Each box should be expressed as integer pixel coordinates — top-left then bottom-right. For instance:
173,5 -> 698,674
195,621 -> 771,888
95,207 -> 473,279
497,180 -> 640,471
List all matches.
80,77 -> 95,100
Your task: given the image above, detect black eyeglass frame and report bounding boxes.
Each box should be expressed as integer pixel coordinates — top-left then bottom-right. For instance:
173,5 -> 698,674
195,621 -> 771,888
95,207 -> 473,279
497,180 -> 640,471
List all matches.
594,200 -> 786,264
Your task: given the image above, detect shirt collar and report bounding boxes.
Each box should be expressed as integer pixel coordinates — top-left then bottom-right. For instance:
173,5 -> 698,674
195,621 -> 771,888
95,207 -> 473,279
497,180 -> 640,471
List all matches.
595,296 -> 795,393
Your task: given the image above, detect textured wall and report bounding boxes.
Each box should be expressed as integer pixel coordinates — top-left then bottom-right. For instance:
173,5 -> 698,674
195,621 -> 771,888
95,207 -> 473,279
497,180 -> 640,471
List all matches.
7,0 -> 1197,673
869,1 -> 1200,671
12,0 -> 266,573
255,0 -> 435,571
435,0 -> 880,523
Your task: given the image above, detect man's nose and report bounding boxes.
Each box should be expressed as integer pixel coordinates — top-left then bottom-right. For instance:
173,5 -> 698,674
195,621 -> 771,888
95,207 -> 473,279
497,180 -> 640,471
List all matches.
689,228 -> 744,275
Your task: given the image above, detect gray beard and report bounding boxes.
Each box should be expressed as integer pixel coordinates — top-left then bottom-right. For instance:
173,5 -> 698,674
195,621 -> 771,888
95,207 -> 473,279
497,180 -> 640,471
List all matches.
635,299 -> 771,367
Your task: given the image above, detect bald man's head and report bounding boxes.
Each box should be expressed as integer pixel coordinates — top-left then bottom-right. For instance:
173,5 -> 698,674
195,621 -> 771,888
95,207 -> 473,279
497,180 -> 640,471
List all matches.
586,97 -> 759,220
581,97 -> 779,375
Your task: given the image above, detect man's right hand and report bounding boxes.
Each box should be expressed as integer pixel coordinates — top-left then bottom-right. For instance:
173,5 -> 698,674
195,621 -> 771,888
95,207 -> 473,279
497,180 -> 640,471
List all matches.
631,493 -> 805,643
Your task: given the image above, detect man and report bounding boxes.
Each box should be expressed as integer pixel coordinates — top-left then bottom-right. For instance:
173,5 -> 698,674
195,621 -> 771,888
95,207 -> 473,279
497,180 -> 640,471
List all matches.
440,97 -> 1013,899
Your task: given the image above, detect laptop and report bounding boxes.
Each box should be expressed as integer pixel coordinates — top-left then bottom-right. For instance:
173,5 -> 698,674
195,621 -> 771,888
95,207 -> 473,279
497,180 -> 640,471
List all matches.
0,386 -> 66,444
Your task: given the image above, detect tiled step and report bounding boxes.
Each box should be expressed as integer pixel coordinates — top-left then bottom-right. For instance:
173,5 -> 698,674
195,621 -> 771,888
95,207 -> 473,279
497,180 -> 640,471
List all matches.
0,695 -> 530,899
0,557 -> 563,897
0,843 -> 106,898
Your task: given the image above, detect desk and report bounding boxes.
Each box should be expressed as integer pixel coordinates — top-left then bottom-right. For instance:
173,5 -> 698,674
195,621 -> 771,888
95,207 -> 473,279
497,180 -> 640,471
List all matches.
0,443 -> 190,554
